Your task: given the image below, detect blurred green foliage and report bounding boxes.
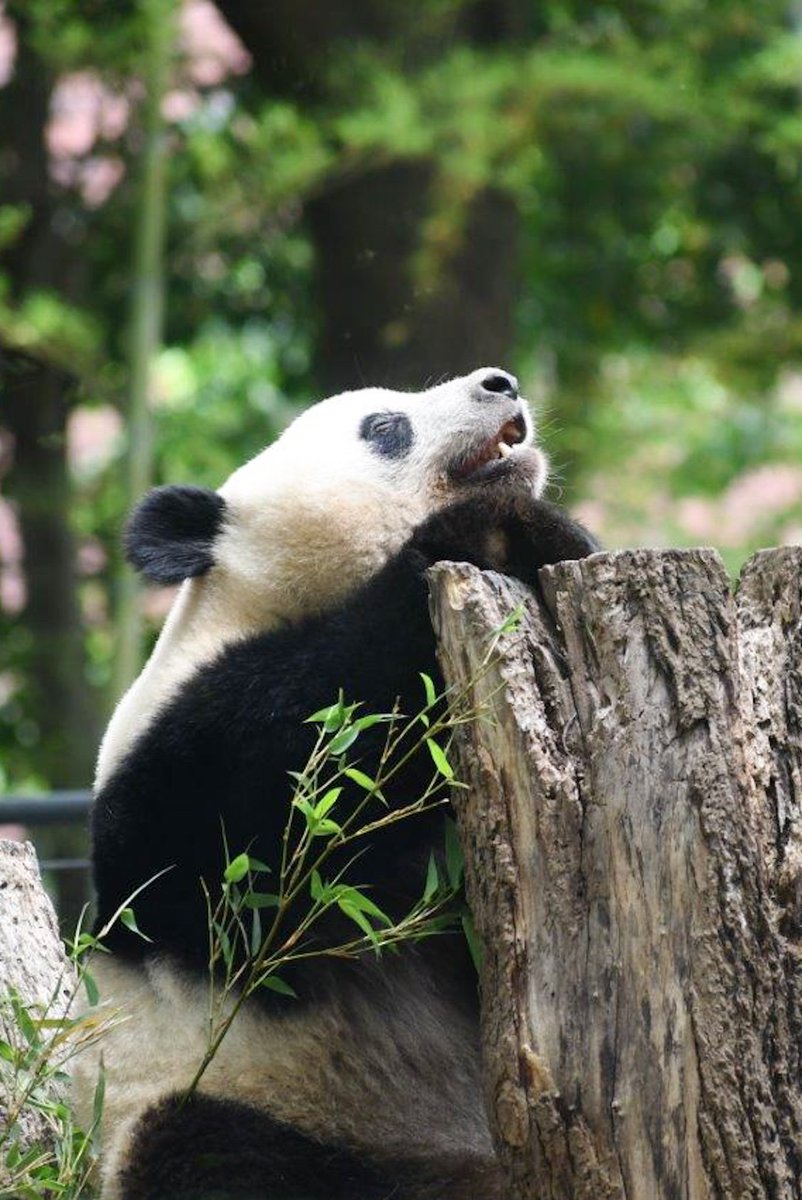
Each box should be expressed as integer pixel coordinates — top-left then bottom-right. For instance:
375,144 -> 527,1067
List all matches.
1,0 -> 802,792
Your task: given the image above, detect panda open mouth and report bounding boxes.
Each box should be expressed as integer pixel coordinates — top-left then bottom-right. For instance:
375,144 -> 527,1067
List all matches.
451,412 -> 527,482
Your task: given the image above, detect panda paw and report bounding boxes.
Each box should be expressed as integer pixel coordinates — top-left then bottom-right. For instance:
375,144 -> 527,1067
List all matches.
411,492 -> 599,584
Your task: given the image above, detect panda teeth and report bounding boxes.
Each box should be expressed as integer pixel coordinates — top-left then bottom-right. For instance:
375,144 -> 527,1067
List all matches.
498,441 -> 513,459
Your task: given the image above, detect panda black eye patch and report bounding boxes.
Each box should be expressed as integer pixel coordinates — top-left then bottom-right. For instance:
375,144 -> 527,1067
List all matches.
359,412 -> 414,459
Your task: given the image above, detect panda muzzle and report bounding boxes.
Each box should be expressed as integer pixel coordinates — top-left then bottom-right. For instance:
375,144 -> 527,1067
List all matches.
451,412 -> 527,481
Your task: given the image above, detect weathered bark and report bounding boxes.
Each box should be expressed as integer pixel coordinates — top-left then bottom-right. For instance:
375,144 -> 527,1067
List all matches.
429,547 -> 802,1200
0,840 -> 74,1170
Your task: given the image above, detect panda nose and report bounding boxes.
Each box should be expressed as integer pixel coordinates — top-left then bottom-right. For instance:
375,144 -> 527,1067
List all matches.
475,370 -> 519,401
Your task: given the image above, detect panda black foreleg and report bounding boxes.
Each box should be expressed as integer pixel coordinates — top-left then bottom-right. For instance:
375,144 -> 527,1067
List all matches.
410,489 -> 599,590
117,1092 -> 400,1200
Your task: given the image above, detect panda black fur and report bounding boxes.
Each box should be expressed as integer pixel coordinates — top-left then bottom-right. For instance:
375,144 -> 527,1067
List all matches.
80,369 -> 599,1200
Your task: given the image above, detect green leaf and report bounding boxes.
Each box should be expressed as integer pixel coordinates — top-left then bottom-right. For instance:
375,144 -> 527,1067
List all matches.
247,857 -> 272,874
306,694 -> 348,731
461,910 -> 483,972
16,1143 -> 51,1174
310,869 -> 324,902
352,712 -> 393,731
212,920 -> 232,965
0,1039 -> 16,1064
250,906 -> 262,956
310,817 -> 342,837
92,1058 -> 106,1148
426,737 -> 454,779
313,787 -> 342,818
261,975 -> 297,998
489,602 -> 525,640
121,907 -> 152,942
423,853 -> 439,903
340,888 -> 392,925
82,969 -> 99,1007
10,998 -> 38,1047
328,724 -> 361,756
420,672 -> 437,707
243,890 -> 280,908
75,930 -> 98,953
224,853 -> 250,884
343,767 -> 375,791
444,818 -> 464,890
292,795 -> 315,821
338,899 -> 379,944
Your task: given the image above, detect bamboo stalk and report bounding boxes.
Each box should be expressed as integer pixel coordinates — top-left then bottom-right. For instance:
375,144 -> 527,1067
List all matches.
112,0 -> 176,699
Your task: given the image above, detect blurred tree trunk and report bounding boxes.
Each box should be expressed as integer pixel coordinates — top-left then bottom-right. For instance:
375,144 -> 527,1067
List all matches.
3,370 -> 96,788
215,0 -> 530,391
0,22 -> 98,929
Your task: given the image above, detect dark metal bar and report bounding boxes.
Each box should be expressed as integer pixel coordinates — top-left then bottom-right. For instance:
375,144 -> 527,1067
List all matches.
0,790 -> 92,825
39,858 -> 92,872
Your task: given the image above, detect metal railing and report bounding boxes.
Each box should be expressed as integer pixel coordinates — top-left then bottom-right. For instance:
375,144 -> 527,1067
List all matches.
0,790 -> 94,927
0,790 -> 92,828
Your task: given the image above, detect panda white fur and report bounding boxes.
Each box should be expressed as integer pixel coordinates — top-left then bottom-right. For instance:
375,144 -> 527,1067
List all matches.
77,368 -> 598,1200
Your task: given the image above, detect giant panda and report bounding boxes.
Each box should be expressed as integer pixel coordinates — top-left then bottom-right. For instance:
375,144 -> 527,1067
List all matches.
77,367 -> 598,1200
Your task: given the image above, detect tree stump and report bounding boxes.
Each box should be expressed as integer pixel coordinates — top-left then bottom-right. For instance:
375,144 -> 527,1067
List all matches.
429,547 -> 802,1200
0,840 -> 75,1170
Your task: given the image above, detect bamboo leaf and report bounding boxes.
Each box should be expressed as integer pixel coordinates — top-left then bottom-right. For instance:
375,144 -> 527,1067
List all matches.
344,767 -> 376,791
224,853 -> 250,884
338,899 -> 379,944
423,853 -> 440,903
243,890 -> 280,909
444,817 -> 464,890
420,672 -> 437,707
329,725 -> 361,756
461,910 -> 483,972
426,737 -> 454,779
261,975 -> 298,998
310,817 -> 342,837
313,787 -> 342,818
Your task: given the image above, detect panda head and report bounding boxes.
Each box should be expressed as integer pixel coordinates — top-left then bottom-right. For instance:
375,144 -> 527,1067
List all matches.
125,367 -> 546,625
96,368 -> 546,786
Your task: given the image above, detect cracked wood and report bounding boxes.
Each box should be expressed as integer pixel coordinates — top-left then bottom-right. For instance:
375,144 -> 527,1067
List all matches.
429,547 -> 802,1200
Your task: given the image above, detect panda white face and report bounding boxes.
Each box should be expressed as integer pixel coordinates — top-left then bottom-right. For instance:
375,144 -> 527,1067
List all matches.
214,366 -> 544,613
96,368 -> 546,786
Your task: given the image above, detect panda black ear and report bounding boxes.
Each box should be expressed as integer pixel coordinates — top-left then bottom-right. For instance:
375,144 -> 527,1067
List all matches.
124,485 -> 228,584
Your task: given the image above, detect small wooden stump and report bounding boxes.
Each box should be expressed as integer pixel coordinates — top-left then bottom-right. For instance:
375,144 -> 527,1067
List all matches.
0,840 -> 75,1171
429,547 -> 802,1200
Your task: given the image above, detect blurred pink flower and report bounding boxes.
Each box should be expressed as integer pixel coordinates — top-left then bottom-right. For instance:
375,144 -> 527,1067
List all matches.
0,2 -> 16,87
162,88 -> 201,122
67,405 -> 123,474
81,156 -> 126,207
180,0 -> 251,86
38,0 -> 249,206
572,499 -> 607,533
678,464 -> 802,547
47,72 -> 129,159
77,539 -> 107,576
676,497 -> 718,541
141,584 -> 178,622
0,825 -> 26,842
0,496 -> 25,614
